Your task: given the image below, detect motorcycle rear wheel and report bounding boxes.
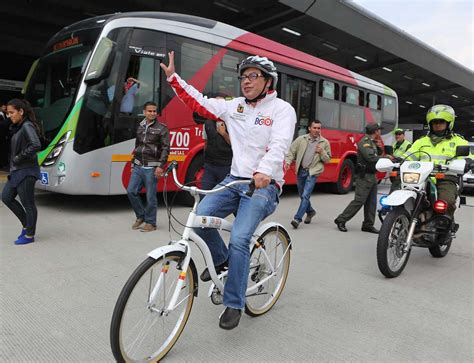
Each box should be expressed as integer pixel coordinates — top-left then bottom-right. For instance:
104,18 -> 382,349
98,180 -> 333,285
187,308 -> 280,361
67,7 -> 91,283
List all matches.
377,207 -> 411,278
429,236 -> 452,258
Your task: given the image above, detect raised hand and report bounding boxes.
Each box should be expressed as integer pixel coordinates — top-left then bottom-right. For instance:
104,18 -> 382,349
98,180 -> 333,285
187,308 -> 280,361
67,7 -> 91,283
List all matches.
159,51 -> 175,78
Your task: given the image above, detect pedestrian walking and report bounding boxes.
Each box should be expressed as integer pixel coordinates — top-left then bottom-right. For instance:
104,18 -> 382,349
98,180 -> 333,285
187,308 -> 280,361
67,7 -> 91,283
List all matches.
334,123 -> 383,233
1,99 -> 41,245
285,120 -> 331,228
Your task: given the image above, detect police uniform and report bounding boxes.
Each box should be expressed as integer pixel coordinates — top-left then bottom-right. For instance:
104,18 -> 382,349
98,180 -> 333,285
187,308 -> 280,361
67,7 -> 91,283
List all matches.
403,133 -> 468,216
334,124 -> 383,233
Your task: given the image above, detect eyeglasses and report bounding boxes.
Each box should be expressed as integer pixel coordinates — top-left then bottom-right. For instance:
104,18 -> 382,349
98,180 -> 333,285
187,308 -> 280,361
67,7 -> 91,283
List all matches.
237,72 -> 264,82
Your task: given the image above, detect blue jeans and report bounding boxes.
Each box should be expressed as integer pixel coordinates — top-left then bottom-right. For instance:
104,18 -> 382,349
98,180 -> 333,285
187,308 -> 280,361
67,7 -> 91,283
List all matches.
127,166 -> 158,226
201,162 -> 230,190
294,168 -> 317,222
194,175 -> 279,309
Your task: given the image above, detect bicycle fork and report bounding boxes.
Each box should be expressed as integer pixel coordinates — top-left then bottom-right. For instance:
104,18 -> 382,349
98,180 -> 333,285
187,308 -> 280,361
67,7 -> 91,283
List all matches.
148,247 -> 192,315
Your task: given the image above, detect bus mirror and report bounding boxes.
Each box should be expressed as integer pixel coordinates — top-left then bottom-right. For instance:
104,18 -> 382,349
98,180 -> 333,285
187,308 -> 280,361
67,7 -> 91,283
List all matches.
84,37 -> 116,84
455,145 -> 470,157
384,145 -> 393,155
193,112 -> 207,124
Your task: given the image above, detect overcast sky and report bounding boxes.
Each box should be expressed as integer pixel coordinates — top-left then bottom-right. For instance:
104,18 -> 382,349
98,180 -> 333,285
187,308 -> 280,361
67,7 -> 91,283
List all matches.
351,0 -> 474,71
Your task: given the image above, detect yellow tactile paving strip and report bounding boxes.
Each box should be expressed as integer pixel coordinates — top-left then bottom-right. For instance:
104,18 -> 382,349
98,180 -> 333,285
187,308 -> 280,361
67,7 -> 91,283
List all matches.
0,170 -> 8,182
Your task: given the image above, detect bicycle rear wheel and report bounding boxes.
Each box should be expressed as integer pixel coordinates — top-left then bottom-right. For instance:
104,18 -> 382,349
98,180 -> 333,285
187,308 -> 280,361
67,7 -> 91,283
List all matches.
245,226 -> 291,316
110,252 -> 196,362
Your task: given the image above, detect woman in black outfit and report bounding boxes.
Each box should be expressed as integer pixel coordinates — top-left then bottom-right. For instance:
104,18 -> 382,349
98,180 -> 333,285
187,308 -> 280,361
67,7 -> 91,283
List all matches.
2,99 -> 41,245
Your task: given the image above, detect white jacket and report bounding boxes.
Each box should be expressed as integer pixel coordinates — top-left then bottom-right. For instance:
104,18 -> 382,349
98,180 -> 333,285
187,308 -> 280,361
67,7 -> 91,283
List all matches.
168,73 -> 296,185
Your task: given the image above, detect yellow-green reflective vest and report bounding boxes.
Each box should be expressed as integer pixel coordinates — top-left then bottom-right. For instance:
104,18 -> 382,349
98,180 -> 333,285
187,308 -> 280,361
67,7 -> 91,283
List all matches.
392,139 -> 412,158
403,134 -> 469,164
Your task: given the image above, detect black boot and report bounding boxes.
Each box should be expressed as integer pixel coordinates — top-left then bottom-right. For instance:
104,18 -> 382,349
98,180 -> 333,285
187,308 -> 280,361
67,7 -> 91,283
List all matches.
219,307 -> 242,330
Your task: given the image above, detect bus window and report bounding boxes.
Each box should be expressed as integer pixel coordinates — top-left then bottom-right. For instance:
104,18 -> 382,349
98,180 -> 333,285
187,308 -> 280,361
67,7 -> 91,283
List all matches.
210,49 -> 242,98
342,86 -> 364,106
299,80 -> 314,136
169,35 -> 213,86
367,93 -> 381,110
75,28 -> 126,154
121,55 -> 159,115
383,96 -> 396,121
316,98 -> 339,129
319,80 -> 339,100
341,104 -> 364,131
165,34 -> 214,108
284,75 -> 315,137
382,96 -> 397,132
112,55 -> 162,144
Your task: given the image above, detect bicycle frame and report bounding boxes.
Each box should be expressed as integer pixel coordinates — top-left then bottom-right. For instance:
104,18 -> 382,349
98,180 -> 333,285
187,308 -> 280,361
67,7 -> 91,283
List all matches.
146,162 -> 291,314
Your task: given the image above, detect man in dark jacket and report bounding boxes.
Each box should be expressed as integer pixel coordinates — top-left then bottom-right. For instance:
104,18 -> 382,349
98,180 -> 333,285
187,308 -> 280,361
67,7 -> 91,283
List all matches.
127,101 -> 170,232
334,123 -> 383,233
200,117 -> 232,190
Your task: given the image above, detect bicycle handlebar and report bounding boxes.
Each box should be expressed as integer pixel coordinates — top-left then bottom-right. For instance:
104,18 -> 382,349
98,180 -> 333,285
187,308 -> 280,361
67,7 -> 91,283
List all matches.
165,161 -> 250,196
165,161 -> 275,197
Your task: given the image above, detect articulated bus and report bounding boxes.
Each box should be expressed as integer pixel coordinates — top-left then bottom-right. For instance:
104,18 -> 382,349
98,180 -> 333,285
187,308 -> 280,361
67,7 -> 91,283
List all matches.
24,12 -> 398,200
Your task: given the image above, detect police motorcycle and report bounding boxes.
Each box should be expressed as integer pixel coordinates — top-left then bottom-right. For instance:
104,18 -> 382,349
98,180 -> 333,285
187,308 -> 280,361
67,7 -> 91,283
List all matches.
374,145 -> 472,278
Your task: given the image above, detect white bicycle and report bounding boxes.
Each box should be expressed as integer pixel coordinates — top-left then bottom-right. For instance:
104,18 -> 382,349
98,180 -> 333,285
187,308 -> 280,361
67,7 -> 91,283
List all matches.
110,161 -> 292,362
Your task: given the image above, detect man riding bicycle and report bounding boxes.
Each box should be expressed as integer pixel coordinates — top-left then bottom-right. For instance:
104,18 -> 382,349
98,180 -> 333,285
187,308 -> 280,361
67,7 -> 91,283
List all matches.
160,52 -> 296,330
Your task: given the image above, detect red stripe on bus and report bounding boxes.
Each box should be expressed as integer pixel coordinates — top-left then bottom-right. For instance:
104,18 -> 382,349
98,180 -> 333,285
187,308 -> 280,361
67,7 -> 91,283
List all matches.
169,77 -> 221,121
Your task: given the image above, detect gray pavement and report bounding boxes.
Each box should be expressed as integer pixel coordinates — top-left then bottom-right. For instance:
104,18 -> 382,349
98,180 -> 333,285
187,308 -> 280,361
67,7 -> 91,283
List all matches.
1,180 -> 473,362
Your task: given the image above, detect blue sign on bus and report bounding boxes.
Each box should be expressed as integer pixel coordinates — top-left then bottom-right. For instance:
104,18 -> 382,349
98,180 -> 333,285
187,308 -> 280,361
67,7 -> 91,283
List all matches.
40,171 -> 49,185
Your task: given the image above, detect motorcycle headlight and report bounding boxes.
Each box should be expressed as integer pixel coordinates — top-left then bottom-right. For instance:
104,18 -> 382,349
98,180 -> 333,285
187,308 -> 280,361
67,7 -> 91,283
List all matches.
403,172 -> 420,184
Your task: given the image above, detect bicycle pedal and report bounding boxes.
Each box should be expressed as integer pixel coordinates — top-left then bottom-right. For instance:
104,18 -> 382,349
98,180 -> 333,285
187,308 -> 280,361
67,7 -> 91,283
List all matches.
211,289 -> 223,305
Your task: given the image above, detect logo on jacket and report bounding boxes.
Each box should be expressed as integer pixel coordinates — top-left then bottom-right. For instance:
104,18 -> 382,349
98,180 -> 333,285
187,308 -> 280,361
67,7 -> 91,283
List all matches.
237,104 -> 244,113
254,113 -> 273,126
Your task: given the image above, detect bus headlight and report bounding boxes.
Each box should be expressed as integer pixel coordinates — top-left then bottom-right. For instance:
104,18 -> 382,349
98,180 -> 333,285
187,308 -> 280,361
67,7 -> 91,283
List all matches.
42,131 -> 71,167
403,172 -> 420,184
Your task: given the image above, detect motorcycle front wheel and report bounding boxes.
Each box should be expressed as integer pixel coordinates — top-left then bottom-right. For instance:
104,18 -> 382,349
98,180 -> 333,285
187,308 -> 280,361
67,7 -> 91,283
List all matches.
377,207 -> 411,278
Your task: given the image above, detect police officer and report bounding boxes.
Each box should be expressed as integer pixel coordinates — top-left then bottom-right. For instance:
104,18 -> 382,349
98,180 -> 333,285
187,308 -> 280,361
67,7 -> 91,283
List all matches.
402,104 -> 468,217
389,128 -> 411,193
334,123 -> 383,233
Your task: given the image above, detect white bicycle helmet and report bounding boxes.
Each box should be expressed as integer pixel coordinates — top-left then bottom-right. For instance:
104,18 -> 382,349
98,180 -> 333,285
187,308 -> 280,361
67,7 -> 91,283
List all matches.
238,55 -> 278,90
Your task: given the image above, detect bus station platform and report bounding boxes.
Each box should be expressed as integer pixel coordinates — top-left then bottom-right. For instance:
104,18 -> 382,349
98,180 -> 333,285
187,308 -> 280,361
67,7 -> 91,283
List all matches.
1,181 -> 473,362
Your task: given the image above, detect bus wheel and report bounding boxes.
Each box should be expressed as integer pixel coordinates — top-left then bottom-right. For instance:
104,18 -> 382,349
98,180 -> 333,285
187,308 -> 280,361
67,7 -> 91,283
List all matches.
331,159 -> 354,194
178,154 -> 204,206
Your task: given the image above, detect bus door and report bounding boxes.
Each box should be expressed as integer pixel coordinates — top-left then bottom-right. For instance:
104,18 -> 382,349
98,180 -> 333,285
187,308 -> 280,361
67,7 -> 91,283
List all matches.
280,74 -> 315,182
109,30 -> 164,194
281,75 -> 315,138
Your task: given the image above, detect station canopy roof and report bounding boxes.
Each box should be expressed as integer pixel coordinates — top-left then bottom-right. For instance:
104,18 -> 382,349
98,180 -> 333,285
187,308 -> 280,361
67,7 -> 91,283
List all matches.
1,0 -> 472,139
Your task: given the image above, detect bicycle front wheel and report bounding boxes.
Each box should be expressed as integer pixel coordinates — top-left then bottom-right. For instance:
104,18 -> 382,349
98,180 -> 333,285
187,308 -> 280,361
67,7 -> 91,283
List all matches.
110,252 -> 196,362
245,226 -> 291,316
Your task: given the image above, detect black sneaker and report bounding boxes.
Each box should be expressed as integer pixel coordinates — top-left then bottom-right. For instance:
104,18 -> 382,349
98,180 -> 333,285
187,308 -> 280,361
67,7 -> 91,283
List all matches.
200,260 -> 228,282
291,220 -> 300,229
219,307 -> 242,330
304,210 -> 316,224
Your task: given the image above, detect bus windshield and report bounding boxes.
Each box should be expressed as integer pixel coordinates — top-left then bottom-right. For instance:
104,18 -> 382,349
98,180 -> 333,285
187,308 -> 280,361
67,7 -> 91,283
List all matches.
23,33 -> 97,144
